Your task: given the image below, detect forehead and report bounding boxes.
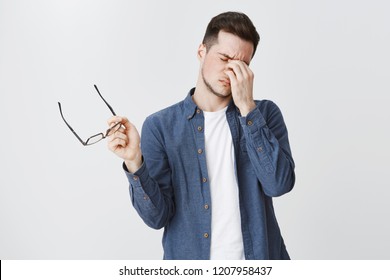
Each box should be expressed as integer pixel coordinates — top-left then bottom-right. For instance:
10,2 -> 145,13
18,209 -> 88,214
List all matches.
211,30 -> 254,64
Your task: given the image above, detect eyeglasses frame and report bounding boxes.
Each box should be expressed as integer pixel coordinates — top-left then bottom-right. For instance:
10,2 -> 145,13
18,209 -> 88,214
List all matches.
58,85 -> 120,146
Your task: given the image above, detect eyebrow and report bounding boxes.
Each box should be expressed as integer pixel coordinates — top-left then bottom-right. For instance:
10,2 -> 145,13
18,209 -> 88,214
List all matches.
218,53 -> 234,60
218,52 -> 250,65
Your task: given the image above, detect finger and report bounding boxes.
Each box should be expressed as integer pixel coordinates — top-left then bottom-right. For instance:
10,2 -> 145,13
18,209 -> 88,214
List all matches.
228,60 -> 252,80
107,130 -> 127,143
225,70 -> 237,86
113,130 -> 128,141
107,116 -> 122,126
108,137 -> 127,151
107,116 -> 135,134
117,127 -> 126,134
117,116 -> 134,131
227,61 -> 243,79
228,59 -> 250,69
108,126 -> 126,138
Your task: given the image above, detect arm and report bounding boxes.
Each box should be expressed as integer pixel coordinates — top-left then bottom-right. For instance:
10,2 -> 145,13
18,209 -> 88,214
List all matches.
225,60 -> 295,197
239,102 -> 295,197
107,116 -> 175,229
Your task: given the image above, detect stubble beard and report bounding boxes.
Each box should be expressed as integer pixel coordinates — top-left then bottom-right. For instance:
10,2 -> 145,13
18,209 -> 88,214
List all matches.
201,68 -> 231,99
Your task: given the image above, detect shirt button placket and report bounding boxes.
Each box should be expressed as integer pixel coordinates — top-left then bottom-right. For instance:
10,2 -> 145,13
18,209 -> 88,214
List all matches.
193,114 -> 209,243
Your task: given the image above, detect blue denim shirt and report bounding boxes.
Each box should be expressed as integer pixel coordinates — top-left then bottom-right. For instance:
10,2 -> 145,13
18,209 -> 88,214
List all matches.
124,88 -> 295,260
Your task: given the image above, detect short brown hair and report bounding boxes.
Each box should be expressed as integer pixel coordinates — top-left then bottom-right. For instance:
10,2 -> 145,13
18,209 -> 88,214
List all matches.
202,11 -> 260,57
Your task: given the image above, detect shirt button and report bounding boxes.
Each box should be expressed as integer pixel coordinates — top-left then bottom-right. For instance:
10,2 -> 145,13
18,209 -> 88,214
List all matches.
203,233 -> 209,238
133,176 -> 139,181
196,109 -> 201,114
197,148 -> 203,154
204,204 -> 209,210
247,120 -> 253,126
202,177 -> 207,183
257,147 -> 263,152
197,126 -> 203,132
143,195 -> 149,200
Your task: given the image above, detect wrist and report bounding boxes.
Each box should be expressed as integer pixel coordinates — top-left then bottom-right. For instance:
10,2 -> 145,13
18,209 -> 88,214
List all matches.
238,101 -> 256,116
124,152 -> 143,173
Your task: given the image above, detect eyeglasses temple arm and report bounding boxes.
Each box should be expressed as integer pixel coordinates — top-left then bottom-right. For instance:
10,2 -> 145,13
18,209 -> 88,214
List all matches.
58,102 -> 87,146
94,84 -> 116,116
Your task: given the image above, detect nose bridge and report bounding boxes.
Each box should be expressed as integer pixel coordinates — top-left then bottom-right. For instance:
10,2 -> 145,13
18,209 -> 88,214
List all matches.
223,60 -> 230,71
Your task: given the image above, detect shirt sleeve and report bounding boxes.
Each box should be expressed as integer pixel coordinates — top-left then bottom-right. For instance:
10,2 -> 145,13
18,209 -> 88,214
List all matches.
239,101 -> 295,197
123,116 -> 175,229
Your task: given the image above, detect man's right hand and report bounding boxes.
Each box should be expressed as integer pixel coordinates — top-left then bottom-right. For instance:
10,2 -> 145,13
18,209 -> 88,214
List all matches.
107,116 -> 143,173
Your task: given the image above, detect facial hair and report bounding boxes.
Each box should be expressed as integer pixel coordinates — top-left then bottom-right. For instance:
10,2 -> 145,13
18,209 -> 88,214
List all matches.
201,68 -> 231,99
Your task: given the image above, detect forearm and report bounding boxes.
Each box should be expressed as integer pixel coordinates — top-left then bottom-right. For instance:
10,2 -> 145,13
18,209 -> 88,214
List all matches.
240,104 -> 295,197
124,162 -> 174,229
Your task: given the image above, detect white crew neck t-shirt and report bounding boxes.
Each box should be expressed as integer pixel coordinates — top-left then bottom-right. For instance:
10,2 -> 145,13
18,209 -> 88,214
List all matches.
203,106 -> 245,260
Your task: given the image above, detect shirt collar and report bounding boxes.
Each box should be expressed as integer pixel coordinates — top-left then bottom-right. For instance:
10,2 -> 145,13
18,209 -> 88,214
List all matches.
183,87 -> 239,120
184,88 -> 198,120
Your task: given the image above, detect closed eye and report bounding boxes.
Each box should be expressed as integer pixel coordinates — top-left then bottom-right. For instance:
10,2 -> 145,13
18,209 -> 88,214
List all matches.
218,52 -> 233,62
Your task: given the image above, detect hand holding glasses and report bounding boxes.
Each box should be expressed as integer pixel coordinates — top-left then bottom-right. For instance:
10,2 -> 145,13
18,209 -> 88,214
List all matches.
58,85 -> 121,146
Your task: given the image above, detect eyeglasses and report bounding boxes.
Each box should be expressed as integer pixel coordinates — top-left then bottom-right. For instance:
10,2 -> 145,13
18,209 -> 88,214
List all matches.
58,85 -> 121,146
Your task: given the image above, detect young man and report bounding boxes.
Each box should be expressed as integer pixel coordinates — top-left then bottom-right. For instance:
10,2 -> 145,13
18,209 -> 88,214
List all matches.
108,11 -> 295,260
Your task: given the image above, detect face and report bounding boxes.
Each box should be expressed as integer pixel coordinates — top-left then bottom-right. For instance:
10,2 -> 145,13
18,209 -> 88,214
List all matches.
198,31 -> 254,98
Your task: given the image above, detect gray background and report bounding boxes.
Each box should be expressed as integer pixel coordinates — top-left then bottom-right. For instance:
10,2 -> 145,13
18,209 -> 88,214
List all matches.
1,0 -> 389,259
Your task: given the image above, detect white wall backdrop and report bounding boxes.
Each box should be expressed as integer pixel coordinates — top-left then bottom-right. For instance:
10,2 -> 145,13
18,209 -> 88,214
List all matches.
1,0 -> 389,259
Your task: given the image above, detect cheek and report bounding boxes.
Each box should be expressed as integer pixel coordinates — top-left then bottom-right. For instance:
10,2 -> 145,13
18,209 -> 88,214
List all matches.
201,59 -> 212,76
203,58 -> 224,76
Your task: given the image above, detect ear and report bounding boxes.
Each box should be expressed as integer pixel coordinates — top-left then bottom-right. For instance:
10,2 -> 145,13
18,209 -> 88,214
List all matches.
197,43 -> 206,61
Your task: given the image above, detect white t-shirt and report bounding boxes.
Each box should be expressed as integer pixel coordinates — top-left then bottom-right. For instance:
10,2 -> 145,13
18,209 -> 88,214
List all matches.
203,107 -> 245,260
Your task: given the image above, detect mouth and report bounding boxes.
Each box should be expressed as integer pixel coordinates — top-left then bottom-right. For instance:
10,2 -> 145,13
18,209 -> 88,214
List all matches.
220,79 -> 230,86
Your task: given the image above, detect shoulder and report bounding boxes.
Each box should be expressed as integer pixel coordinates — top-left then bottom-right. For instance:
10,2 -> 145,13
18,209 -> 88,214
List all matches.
141,99 -> 186,137
145,100 -> 185,124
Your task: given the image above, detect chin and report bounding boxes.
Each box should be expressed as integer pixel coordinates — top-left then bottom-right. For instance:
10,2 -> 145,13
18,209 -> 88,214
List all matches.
213,90 -> 231,99
219,86 -> 232,97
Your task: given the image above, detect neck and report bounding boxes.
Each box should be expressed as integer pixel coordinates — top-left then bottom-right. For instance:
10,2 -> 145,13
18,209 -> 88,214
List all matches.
193,79 -> 231,112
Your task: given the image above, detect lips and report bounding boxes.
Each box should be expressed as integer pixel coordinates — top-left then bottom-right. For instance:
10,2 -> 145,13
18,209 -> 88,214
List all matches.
220,79 -> 230,86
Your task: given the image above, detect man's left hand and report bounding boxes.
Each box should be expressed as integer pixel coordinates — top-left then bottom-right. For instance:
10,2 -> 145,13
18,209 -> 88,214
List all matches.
225,60 -> 256,116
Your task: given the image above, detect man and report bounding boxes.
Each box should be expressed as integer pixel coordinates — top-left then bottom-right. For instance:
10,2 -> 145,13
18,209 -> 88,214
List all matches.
107,11 -> 295,260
